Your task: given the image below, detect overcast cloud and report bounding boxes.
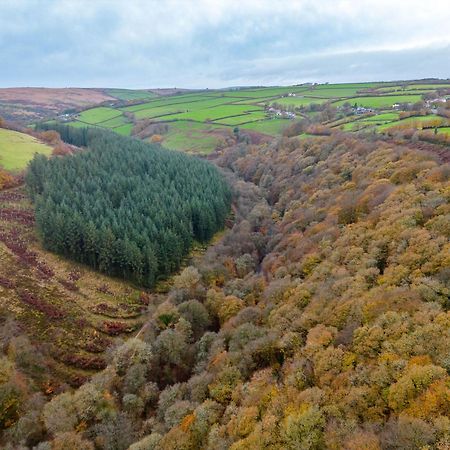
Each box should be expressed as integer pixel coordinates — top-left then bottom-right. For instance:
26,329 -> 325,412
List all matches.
1,0 -> 449,88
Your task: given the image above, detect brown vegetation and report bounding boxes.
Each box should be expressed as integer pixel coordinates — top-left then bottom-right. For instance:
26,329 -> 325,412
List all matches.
0,88 -> 115,122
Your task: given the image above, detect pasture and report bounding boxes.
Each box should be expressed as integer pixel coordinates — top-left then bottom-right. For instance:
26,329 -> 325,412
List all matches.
106,88 -> 155,101
77,107 -> 121,124
437,127 -> 450,135
0,128 -> 52,171
271,96 -> 330,107
240,118 -> 290,136
332,94 -> 423,108
161,121 -> 227,154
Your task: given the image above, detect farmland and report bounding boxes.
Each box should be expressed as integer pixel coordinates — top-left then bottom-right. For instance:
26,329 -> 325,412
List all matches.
105,88 -> 156,101
37,79 -> 450,153
0,128 -> 52,171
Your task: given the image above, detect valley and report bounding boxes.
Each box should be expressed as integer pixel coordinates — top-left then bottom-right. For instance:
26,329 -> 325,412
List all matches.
0,81 -> 449,449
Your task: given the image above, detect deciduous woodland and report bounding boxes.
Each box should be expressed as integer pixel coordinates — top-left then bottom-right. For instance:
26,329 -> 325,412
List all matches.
26,126 -> 231,286
1,131 -> 448,449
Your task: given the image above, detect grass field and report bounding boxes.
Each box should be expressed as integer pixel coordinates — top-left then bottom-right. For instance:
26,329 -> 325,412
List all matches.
213,115 -> 264,125
114,123 -> 134,136
78,107 -> 121,124
437,127 -> 450,135
163,105 -> 265,122
239,118 -> 290,135
363,112 -> 400,121
333,94 -> 423,108
220,86 -> 311,98
307,87 -> 370,98
271,96 -> 330,107
0,128 -> 52,170
158,121 -> 228,154
98,115 -> 130,128
106,88 -> 156,101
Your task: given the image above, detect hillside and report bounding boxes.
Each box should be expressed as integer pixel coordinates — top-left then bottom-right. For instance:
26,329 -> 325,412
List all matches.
0,87 -> 177,123
45,79 -> 450,154
0,128 -> 52,171
26,126 -> 231,286
2,132 -> 448,449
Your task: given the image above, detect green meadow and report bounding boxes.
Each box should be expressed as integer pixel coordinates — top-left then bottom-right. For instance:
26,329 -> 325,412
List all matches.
239,118 -> 290,136
106,88 -> 156,101
333,94 -> 423,108
77,107 -> 121,124
0,128 -> 52,171
271,96 -> 330,107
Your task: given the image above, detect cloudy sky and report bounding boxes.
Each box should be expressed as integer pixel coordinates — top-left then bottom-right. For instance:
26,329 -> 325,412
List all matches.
1,0 -> 450,89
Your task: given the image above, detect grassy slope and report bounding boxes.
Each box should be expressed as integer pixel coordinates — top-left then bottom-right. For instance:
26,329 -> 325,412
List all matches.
333,94 -> 423,108
77,107 -> 121,124
0,128 -> 52,171
160,121 -> 229,154
106,88 -> 156,101
239,118 -> 290,135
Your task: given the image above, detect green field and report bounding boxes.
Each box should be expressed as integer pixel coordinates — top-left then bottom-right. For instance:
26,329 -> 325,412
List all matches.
213,115 -> 262,126
99,115 -> 130,128
163,105 -> 265,122
437,127 -> 450,135
106,88 -> 156,101
114,123 -> 134,136
333,94 -> 423,108
315,82 -> 382,89
239,119 -> 290,136
78,107 -> 121,124
161,121 -> 227,154
363,112 -> 400,121
271,96 -> 330,107
307,87 -> 370,98
0,128 -> 52,170
130,97 -> 235,120
220,86 -> 310,98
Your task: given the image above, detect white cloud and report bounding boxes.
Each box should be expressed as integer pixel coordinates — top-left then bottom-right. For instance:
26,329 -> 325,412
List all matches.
0,0 -> 449,87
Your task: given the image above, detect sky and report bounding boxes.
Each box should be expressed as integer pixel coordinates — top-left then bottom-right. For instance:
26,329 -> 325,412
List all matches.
1,0 -> 450,89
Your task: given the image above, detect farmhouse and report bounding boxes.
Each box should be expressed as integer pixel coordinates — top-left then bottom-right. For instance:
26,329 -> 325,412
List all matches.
266,107 -> 296,119
353,106 -> 373,115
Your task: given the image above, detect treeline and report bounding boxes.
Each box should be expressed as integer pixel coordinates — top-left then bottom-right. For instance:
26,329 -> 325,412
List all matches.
26,126 -> 231,286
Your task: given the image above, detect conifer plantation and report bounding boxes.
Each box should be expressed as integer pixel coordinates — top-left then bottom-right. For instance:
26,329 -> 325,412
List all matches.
26,126 -> 231,286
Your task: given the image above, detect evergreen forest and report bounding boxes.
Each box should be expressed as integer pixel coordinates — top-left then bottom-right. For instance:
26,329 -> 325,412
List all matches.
26,126 -> 231,286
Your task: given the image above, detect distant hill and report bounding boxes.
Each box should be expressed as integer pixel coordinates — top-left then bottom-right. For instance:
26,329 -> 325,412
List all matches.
37,79 -> 450,155
0,87 -> 190,123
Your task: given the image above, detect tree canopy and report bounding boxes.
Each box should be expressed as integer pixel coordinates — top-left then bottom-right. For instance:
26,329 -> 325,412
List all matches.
27,125 -> 231,286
